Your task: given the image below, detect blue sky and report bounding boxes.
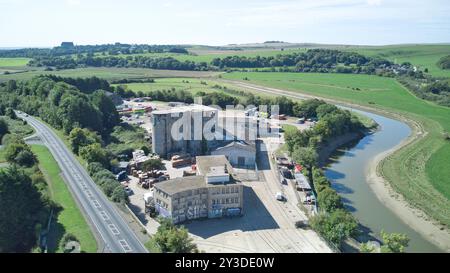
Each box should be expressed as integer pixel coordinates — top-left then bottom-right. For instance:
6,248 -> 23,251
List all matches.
1,0 -> 449,47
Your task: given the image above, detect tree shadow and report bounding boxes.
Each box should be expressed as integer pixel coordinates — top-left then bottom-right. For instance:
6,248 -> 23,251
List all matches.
46,209 -> 66,253
324,169 -> 346,180
128,201 -> 149,226
332,182 -> 354,194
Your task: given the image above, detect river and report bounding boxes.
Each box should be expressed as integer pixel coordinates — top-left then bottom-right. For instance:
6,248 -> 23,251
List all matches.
324,108 -> 441,252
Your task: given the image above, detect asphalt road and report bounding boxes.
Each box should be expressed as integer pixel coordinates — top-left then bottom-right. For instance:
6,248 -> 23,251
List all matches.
17,113 -> 148,253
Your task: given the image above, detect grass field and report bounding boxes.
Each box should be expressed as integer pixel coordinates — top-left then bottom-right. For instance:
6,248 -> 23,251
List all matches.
223,71 -> 450,226
346,44 -> 450,78
31,145 -> 97,253
114,77 -> 247,99
0,57 -> 30,67
0,67 -> 221,83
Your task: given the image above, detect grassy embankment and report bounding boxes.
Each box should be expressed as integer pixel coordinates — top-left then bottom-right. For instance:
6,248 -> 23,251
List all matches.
31,145 -> 97,253
223,72 -> 450,227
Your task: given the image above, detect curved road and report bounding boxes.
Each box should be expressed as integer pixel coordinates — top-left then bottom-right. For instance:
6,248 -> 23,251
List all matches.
17,112 -> 147,253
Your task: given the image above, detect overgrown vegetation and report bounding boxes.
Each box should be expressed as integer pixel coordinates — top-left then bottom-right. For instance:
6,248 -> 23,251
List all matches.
87,162 -> 129,204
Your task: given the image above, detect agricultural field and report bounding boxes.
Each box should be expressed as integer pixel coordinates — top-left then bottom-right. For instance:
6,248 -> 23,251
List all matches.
0,67 -> 222,83
0,57 -> 30,67
346,44 -> 450,78
222,71 -> 450,226
31,145 -> 97,253
114,77 -> 240,96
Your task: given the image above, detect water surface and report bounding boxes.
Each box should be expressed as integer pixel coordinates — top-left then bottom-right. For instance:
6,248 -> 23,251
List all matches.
324,108 -> 441,252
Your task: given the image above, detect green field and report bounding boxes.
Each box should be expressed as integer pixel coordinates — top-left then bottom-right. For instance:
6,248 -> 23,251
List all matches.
0,67 -> 221,83
346,44 -> 450,78
0,57 -> 30,67
114,77 -> 245,98
222,71 -> 450,226
31,145 -> 97,253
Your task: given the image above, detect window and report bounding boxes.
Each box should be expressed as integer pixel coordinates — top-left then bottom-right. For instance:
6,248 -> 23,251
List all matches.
226,188 -> 230,194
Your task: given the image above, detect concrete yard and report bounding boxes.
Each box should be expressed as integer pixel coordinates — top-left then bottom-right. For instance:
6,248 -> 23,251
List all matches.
126,138 -> 332,253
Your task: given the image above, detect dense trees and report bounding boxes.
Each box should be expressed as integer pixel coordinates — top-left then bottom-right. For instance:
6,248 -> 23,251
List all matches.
0,166 -> 50,252
0,76 -> 120,135
90,90 -> 120,130
310,209 -> 359,247
0,43 -> 190,58
437,55 -> 450,70
379,230 -> 410,253
69,127 -> 102,155
29,55 -> 209,71
285,99 -> 364,153
79,143 -> 110,168
210,49 -> 413,75
149,218 -> 198,253
291,147 -> 318,188
4,137 -> 37,167
398,76 -> 450,107
360,231 -> 410,253
87,162 -> 128,203
0,118 -> 8,144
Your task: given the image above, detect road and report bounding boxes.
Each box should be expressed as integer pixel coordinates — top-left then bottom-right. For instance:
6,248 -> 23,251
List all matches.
17,113 -> 148,253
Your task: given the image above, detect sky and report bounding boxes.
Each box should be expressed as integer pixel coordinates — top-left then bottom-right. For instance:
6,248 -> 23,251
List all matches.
0,0 -> 450,47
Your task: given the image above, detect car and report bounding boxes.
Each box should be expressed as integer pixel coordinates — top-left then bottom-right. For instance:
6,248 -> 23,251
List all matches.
124,187 -> 133,196
279,168 -> 293,179
275,192 -> 286,201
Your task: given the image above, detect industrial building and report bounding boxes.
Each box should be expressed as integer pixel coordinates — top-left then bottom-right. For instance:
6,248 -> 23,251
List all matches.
211,141 -> 256,168
151,104 -> 218,158
153,155 -> 243,223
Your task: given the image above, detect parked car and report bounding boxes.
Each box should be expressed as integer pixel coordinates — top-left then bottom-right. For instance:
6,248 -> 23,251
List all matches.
116,171 -> 128,181
124,187 -> 133,196
279,168 -> 293,179
275,192 -> 286,201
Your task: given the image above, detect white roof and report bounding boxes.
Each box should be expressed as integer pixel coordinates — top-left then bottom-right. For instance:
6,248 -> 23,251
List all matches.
152,104 -> 217,115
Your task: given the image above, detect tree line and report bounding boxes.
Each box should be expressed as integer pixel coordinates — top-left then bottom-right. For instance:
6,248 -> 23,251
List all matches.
0,43 -> 190,58
0,131 -> 55,252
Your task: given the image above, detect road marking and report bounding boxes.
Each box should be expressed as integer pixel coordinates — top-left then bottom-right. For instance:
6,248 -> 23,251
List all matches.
119,240 -> 132,252
99,211 -> 110,221
85,190 -> 93,198
92,200 -> 101,208
108,224 -> 120,235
